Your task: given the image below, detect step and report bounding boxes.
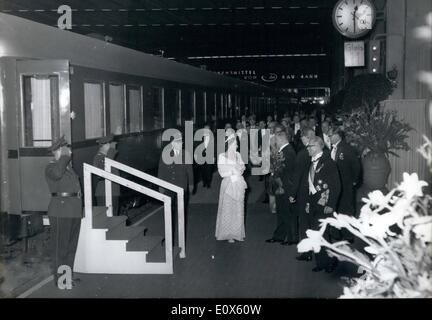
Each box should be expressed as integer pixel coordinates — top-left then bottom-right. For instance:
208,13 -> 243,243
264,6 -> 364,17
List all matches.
126,235 -> 164,252
106,224 -> 147,241
146,243 -> 181,263
93,215 -> 127,229
92,206 -> 108,217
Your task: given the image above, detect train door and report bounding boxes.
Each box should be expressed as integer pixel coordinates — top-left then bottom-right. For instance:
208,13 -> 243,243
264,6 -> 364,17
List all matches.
17,60 -> 71,212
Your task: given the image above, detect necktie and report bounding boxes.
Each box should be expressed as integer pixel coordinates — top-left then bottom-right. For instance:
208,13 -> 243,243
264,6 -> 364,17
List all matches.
309,161 -> 316,183
331,145 -> 337,161
324,135 -> 331,149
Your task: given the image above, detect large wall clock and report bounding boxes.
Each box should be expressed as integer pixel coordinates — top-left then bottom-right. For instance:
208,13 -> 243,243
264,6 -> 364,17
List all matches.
332,0 -> 377,39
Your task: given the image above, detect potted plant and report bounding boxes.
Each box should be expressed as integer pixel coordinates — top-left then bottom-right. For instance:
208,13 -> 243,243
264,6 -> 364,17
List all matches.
342,73 -> 393,113
297,137 -> 432,298
344,108 -> 412,195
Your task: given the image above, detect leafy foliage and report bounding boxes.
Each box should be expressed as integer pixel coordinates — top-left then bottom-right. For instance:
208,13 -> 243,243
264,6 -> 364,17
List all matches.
343,74 -> 393,112
297,137 -> 432,298
343,108 -> 412,157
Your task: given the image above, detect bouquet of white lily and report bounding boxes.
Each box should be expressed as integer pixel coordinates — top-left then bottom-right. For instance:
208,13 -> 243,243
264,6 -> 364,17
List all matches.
297,136 -> 432,298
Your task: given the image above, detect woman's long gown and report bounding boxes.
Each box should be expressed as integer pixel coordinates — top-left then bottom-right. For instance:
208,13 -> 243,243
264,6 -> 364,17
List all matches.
215,152 -> 247,241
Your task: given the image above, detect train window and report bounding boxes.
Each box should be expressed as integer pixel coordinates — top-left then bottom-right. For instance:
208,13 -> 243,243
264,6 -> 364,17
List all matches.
214,93 -> 218,121
195,91 -> 205,126
127,86 -> 143,133
192,91 -> 197,123
152,87 -> 164,129
109,84 -> 126,135
84,82 -> 105,139
219,94 -> 224,119
162,87 -> 178,128
224,94 -> 227,119
206,92 -> 215,125
22,75 -> 59,147
228,94 -> 232,118
176,89 -> 182,126
181,90 -> 194,123
203,92 -> 207,123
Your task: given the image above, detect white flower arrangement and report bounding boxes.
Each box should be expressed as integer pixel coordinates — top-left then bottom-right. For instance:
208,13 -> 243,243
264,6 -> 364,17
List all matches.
297,137 -> 432,298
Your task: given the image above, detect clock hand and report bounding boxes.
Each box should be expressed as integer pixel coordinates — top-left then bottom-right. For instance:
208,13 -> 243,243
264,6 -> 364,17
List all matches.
353,5 -> 359,33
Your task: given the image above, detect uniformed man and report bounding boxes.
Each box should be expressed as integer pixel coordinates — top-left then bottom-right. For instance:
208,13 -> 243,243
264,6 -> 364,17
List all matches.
93,134 -> 120,215
45,136 -> 82,286
158,132 -> 193,245
305,136 -> 341,273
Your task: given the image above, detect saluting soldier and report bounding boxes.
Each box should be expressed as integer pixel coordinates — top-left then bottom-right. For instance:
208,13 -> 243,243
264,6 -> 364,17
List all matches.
93,134 -> 120,215
45,136 -> 82,285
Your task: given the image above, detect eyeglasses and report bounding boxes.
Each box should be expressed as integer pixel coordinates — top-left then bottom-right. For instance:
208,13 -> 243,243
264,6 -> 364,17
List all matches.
306,144 -> 317,148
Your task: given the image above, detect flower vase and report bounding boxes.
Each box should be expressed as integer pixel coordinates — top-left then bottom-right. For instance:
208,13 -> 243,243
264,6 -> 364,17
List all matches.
356,152 -> 391,206
356,152 -> 391,210
362,152 -> 391,191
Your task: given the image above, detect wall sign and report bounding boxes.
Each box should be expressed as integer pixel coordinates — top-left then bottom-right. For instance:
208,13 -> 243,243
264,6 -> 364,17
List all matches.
344,41 -> 365,67
261,73 -> 278,83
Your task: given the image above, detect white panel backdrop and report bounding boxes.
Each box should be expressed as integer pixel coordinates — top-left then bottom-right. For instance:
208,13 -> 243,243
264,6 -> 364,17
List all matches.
383,99 -> 432,189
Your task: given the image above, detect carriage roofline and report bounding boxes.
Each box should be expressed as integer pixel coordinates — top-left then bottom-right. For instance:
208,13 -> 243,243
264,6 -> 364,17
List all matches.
0,12 -> 270,93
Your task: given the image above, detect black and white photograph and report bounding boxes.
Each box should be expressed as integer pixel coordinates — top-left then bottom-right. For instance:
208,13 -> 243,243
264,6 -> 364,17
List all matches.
0,0 -> 431,309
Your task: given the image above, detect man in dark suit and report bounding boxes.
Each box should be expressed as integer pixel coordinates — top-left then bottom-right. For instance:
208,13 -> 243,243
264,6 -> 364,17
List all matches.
194,123 -> 215,189
292,114 -> 301,133
257,120 -> 269,185
158,131 -> 194,245
305,136 -> 341,273
309,117 -> 321,137
293,118 -> 309,152
318,120 -> 332,151
93,134 -> 120,215
158,131 -> 194,193
289,129 -> 313,261
45,136 -> 82,286
330,128 -> 361,217
266,131 -> 297,245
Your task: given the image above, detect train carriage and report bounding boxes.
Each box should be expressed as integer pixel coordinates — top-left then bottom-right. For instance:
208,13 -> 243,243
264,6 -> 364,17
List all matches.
0,13 -> 277,240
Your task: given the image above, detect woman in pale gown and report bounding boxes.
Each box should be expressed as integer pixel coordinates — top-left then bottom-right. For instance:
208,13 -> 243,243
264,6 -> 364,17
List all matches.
215,129 -> 248,243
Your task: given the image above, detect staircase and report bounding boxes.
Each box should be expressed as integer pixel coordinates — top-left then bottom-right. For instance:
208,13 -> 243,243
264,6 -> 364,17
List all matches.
73,160 -> 185,274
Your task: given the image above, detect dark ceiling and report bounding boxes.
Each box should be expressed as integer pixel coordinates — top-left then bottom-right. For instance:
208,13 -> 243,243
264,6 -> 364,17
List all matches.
0,0 -> 342,89
0,0 -> 339,58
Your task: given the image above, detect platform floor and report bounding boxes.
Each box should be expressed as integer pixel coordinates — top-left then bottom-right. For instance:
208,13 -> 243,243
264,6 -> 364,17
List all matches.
24,174 -> 357,298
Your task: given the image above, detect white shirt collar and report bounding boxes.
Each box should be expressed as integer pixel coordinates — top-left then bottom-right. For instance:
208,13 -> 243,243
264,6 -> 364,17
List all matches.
278,142 -> 290,153
332,140 -> 341,149
311,151 -> 323,162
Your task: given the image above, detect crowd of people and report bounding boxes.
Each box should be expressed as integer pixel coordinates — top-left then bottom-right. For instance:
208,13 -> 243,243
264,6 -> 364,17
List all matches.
43,107 -> 362,286
186,109 -> 362,274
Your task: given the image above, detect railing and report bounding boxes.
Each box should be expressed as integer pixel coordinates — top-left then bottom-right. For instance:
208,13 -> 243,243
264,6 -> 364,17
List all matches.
103,158 -> 186,259
83,163 -> 174,270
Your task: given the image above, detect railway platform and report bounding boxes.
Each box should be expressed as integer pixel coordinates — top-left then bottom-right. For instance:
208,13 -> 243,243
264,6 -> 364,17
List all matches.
11,174 -> 357,298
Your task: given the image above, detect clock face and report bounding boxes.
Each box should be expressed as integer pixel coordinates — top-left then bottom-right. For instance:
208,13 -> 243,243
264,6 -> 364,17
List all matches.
332,0 -> 376,39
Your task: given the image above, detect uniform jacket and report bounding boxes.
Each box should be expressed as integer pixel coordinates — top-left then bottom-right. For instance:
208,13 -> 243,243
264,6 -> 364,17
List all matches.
45,155 -> 83,218
93,149 -> 121,197
273,143 -> 296,196
333,140 -> 361,214
289,145 -> 311,202
333,140 -> 361,186
308,153 -> 341,211
158,148 -> 194,191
